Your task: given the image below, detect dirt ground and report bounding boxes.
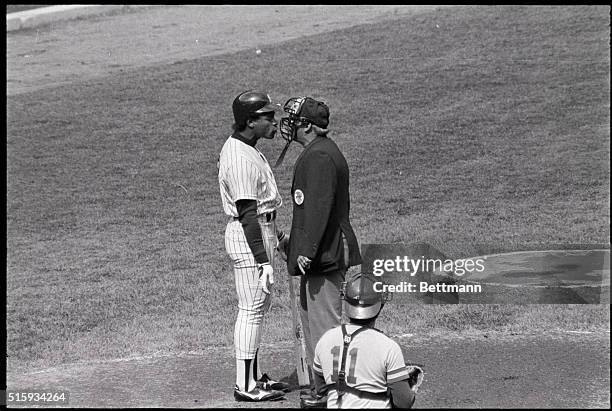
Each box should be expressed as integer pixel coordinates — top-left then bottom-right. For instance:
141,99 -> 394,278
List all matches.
6,332 -> 610,408
5,5 -> 610,409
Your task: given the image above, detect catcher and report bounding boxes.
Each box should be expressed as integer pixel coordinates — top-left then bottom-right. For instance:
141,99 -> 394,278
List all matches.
306,272 -> 423,408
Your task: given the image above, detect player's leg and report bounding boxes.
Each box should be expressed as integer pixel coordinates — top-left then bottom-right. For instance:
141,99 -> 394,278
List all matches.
225,220 -> 272,392
251,218 -> 291,392
232,267 -> 270,391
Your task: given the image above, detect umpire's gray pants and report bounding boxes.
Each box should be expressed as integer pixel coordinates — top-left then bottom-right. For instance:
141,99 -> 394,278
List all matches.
299,269 -> 345,366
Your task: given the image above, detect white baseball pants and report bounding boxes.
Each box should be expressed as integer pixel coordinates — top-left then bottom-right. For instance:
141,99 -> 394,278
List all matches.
225,216 -> 277,359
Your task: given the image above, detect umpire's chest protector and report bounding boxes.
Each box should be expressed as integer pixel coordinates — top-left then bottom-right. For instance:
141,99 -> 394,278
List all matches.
287,137 -> 362,276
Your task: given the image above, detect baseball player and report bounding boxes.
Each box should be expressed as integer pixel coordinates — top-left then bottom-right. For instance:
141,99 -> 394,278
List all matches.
276,96 -> 363,406
218,90 -> 290,402
309,272 -> 421,408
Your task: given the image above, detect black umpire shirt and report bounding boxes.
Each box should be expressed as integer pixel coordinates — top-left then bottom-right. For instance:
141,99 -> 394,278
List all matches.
287,136 -> 362,276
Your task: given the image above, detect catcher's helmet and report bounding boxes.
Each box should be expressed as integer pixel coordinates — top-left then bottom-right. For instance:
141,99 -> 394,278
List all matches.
342,272 -> 390,320
232,90 -> 277,126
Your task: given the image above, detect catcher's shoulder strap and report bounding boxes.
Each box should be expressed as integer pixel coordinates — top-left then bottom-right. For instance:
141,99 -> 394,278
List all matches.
322,324 -> 389,402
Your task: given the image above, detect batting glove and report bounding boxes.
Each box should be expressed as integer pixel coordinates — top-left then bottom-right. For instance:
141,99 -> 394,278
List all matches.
258,263 -> 274,294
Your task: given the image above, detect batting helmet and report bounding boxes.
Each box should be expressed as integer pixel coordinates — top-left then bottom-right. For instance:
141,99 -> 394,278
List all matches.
232,90 -> 277,127
342,272 -> 390,320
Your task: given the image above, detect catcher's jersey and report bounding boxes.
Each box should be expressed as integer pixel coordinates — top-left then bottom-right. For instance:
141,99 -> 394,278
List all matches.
313,324 -> 409,409
218,135 -> 282,217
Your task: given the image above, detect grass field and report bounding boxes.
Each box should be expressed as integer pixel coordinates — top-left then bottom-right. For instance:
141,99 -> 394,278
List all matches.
6,5 -> 610,373
5,5 -> 49,13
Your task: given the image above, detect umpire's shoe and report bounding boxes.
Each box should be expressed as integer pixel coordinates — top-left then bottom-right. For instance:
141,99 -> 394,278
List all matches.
233,385 -> 285,402
256,373 -> 291,392
300,387 -> 315,396
300,393 -> 327,408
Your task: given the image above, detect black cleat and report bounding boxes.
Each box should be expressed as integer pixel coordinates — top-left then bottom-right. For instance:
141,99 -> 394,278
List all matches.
233,385 -> 285,402
300,393 -> 327,408
256,373 -> 291,392
300,387 -> 315,396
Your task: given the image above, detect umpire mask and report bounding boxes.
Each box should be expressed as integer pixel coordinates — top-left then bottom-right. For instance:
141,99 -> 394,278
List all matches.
275,97 -> 329,167
275,97 -> 305,167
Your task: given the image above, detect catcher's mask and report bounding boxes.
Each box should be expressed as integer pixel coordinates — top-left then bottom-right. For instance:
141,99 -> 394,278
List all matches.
275,96 -> 329,167
341,272 -> 391,320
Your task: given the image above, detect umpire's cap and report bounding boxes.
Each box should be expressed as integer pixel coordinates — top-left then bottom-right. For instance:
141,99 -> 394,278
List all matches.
296,97 -> 329,128
232,90 -> 277,126
342,272 -> 388,320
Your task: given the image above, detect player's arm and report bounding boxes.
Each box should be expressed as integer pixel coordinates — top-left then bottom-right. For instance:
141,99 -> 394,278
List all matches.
388,379 -> 415,409
312,356 -> 328,396
294,151 -> 336,260
313,372 -> 326,396
386,342 -> 416,408
236,199 -> 268,264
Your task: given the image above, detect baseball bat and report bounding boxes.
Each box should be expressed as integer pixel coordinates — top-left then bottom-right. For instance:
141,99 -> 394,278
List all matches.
287,274 -> 311,387
274,141 -> 291,168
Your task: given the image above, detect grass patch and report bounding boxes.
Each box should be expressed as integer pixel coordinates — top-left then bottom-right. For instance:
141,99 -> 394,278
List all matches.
378,304 -> 610,336
6,5 -> 610,372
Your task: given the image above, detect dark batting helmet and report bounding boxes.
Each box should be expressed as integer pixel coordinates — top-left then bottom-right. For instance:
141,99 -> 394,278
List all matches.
342,272 -> 390,320
232,90 -> 278,127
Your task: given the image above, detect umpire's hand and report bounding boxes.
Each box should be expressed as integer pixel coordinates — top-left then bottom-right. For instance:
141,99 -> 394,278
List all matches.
297,255 -> 311,275
258,263 -> 274,294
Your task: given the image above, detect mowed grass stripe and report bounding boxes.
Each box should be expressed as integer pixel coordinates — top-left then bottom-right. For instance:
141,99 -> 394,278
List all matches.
6,5 -> 610,372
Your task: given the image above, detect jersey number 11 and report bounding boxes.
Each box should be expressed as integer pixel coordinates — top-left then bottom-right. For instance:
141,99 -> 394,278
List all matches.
331,346 -> 358,384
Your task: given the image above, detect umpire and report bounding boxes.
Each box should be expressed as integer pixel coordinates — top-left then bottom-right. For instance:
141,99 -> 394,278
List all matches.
277,96 -> 362,405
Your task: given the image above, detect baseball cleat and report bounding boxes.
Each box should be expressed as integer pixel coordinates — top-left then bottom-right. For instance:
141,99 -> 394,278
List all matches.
300,387 -> 315,396
300,393 -> 328,408
256,373 -> 292,392
233,385 -> 285,402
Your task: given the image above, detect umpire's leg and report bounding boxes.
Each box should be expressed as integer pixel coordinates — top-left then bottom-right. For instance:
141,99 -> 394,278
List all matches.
299,269 -> 345,365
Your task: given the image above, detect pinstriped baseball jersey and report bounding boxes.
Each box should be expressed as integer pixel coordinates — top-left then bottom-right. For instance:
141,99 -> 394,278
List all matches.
313,324 -> 410,409
218,136 -> 282,217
